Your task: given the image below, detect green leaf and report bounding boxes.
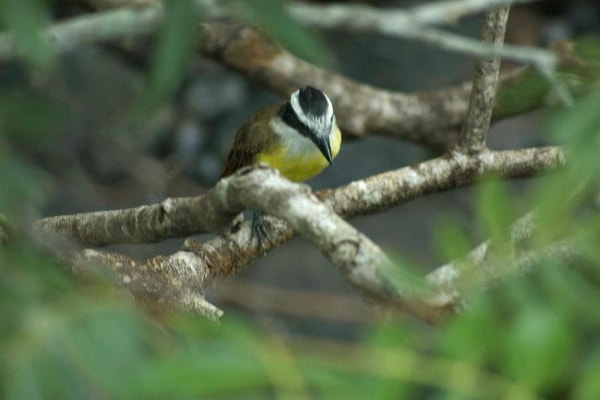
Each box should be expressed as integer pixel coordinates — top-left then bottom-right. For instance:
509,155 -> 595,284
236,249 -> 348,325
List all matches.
495,69 -> 550,115
539,259 -> 600,321
367,322 -> 414,349
503,305 -> 573,391
144,0 -> 199,107
434,217 -> 473,263
551,90 -> 600,175
383,252 -> 429,295
528,174 -> 578,247
0,0 -> 53,69
133,342 -> 269,397
0,90 -> 67,143
440,294 -> 501,364
475,178 -> 515,252
576,349 -> 600,400
574,35 -> 600,63
532,90 -> 600,243
0,154 -> 50,219
232,0 -> 333,66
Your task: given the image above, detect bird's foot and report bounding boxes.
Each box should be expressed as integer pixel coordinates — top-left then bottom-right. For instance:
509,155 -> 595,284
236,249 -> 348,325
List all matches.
251,210 -> 269,255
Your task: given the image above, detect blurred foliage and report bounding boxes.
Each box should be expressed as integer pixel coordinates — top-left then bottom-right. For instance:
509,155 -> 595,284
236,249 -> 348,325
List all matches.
1,1 -> 600,399
0,0 -> 53,69
226,0 -> 334,67
143,0 -> 200,109
495,35 -> 600,116
0,90 -> 68,144
494,68 -> 550,116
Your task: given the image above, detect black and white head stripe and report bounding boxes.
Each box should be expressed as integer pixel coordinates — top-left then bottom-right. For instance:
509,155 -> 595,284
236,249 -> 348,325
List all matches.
294,86 -> 332,118
280,86 -> 334,138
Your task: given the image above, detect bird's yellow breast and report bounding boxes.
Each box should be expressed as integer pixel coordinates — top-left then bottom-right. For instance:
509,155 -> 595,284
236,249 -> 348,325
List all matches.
257,124 -> 341,182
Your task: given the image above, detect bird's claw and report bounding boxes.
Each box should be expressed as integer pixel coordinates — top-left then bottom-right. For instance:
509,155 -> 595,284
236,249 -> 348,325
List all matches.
251,210 -> 269,255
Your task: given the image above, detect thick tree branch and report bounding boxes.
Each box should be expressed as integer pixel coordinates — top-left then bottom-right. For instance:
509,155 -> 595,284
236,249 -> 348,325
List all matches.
320,146 -> 565,219
185,221 -> 460,321
70,248 -> 223,319
36,196 -> 238,247
181,146 -> 566,289
198,20 -> 475,149
70,168 -> 442,321
56,153 -> 578,323
459,6 -> 509,152
38,146 -> 566,247
197,167 -> 439,318
38,146 -> 565,323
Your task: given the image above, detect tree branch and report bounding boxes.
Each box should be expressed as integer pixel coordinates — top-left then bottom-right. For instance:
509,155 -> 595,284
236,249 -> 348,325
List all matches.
426,212 -> 585,312
321,146 -> 566,218
66,168 -> 443,322
69,248 -> 223,320
35,144 -> 564,323
180,147 -> 566,292
405,0 -> 534,26
37,146 -> 566,247
60,154 -> 569,323
289,2 -> 557,74
36,195 -> 239,247
459,6 -> 510,152
428,211 -> 537,292
202,168 -> 438,317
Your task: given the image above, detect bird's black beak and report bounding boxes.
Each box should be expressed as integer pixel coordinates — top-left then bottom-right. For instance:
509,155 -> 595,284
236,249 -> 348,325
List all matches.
315,135 -> 333,165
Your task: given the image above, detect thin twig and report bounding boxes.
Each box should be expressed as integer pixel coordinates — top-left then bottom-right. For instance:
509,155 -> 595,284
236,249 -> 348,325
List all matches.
0,1 -> 228,60
459,6 -> 510,152
427,211 -> 537,290
289,2 -> 558,74
407,0 -> 535,26
216,280 -> 373,323
426,211 -> 583,313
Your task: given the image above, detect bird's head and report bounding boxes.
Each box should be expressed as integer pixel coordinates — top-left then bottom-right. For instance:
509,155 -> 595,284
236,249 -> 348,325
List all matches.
279,86 -> 336,164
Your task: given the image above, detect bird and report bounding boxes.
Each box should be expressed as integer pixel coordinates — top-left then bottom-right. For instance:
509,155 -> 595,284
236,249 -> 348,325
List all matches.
220,86 -> 342,247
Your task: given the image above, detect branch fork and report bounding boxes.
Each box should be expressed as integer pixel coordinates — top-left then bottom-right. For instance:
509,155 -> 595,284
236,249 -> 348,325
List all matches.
8,2 -> 579,323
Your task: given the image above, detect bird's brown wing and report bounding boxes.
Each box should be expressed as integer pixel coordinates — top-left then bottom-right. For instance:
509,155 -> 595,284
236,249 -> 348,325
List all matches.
220,104 -> 281,178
